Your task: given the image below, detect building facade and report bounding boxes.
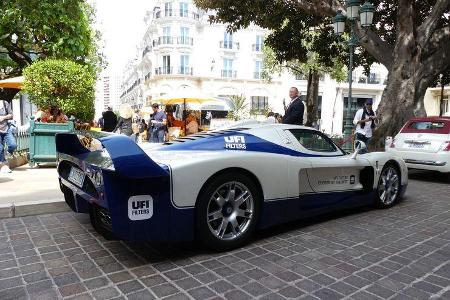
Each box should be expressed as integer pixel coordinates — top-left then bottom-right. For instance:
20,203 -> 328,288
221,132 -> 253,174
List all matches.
95,72 -> 122,119
120,0 -> 391,135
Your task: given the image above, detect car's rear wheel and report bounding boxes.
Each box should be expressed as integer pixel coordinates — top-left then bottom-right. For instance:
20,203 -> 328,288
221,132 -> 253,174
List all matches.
375,164 -> 401,208
196,172 -> 261,251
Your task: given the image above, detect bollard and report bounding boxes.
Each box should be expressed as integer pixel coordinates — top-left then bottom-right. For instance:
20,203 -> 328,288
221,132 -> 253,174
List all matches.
9,203 -> 15,218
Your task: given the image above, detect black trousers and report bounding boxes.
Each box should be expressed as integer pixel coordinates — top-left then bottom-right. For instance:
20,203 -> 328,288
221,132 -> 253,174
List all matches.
355,133 -> 370,153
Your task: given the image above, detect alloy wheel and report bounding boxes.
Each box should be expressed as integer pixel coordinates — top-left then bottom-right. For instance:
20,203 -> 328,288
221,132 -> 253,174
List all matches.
206,181 -> 254,241
378,166 -> 400,205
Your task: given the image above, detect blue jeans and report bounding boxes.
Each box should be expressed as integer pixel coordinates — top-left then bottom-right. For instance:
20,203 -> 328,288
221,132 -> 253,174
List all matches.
0,128 -> 17,162
150,129 -> 165,143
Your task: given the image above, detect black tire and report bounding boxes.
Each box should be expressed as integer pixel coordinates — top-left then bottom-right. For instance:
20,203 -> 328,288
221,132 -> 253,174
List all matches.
444,173 -> 450,183
195,172 -> 261,251
375,163 -> 401,209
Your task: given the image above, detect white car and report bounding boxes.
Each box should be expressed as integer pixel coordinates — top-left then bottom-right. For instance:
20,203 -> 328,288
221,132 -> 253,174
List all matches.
387,117 -> 450,175
56,124 -> 408,250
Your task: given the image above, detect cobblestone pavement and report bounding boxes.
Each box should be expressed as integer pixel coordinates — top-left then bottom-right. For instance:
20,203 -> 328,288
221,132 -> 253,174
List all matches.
0,172 -> 449,300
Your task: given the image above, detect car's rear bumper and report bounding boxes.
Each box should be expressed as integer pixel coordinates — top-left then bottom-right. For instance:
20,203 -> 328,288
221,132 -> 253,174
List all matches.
56,133 -> 195,242
387,149 -> 450,173
58,165 -> 195,242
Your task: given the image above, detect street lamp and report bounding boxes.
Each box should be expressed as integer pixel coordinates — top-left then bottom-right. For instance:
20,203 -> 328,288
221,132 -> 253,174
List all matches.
332,1 -> 374,151
360,1 -> 375,27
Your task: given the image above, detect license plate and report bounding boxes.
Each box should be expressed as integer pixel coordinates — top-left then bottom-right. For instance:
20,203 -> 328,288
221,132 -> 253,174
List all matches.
68,167 -> 85,188
408,142 -> 424,148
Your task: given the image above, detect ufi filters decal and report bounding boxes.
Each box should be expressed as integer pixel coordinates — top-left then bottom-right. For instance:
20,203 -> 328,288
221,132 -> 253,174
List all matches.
128,195 -> 153,220
224,136 -> 246,150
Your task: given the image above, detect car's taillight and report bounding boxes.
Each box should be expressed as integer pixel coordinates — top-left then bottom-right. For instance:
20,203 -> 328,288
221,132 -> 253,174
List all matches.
442,141 -> 450,151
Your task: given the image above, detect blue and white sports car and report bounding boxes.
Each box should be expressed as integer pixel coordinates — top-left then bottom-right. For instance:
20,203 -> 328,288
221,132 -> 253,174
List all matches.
56,124 -> 408,250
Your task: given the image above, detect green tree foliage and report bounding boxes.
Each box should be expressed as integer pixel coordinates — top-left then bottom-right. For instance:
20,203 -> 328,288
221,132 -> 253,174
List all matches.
195,0 -> 450,143
23,59 -> 95,122
0,0 -> 103,77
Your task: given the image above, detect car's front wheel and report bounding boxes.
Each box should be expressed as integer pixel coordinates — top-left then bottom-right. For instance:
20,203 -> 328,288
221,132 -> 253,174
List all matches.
375,164 -> 401,208
196,172 -> 261,251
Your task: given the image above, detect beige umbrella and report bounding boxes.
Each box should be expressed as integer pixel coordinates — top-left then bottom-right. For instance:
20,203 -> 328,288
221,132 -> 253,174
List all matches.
156,91 -> 221,130
0,76 -> 24,89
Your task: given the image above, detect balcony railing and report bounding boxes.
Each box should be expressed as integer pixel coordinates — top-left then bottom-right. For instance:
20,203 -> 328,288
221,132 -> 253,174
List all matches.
220,41 -> 240,50
254,72 -> 262,79
368,77 -> 381,84
155,67 -> 173,75
158,36 -> 174,45
154,36 -> 193,46
178,67 -> 193,75
221,70 -> 237,78
155,9 -> 200,20
176,36 -> 193,45
252,44 -> 263,52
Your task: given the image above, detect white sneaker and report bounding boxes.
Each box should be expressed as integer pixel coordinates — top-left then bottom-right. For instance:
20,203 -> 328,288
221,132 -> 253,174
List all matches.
0,165 -> 12,173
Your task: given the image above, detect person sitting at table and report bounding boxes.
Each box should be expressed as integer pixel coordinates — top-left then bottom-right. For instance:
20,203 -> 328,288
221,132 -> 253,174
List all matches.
186,113 -> 199,135
167,111 -> 184,128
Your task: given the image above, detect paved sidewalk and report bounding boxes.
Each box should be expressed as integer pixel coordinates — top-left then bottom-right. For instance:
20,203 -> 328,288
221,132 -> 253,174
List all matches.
0,165 -> 68,217
0,174 -> 449,299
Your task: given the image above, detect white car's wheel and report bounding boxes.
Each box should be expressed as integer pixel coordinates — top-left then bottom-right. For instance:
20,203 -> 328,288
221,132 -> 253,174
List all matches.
196,172 -> 260,251
375,164 -> 401,208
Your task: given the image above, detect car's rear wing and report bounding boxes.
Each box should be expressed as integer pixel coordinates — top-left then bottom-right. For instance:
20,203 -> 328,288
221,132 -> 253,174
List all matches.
55,132 -> 168,178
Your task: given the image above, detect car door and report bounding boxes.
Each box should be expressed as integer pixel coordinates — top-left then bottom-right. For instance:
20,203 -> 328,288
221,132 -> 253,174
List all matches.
284,129 -> 370,210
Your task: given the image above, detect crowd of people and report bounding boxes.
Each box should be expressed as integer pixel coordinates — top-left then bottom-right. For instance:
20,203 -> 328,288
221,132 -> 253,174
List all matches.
0,86 -> 378,173
35,106 -> 68,123
98,103 -> 200,144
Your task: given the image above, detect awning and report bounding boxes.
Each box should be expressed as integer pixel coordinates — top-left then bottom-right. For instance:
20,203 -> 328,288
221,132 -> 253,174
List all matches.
0,76 -> 24,89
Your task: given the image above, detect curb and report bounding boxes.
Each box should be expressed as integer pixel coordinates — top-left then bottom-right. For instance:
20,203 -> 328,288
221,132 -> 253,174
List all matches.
0,199 -> 71,219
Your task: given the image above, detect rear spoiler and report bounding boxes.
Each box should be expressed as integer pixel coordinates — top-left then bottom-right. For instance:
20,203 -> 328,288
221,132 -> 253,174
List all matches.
55,132 -> 168,178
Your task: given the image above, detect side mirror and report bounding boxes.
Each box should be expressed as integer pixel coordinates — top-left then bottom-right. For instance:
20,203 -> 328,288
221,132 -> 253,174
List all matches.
351,141 -> 367,159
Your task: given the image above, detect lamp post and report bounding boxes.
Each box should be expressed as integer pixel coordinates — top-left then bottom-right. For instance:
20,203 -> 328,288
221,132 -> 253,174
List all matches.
333,1 -> 374,151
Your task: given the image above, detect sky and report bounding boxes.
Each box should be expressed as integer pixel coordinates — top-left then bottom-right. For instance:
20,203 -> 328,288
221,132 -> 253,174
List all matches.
92,0 -> 155,73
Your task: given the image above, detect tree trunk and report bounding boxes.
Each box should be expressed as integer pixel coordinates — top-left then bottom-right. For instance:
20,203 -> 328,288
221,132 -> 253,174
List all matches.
305,69 -> 320,127
371,59 -> 431,148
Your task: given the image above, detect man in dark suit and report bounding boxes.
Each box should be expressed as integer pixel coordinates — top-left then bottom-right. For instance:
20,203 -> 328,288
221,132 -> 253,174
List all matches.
282,87 -> 304,125
102,106 -> 118,132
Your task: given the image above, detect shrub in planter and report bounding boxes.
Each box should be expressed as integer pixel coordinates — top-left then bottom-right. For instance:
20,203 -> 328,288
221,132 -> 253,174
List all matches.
23,59 -> 95,122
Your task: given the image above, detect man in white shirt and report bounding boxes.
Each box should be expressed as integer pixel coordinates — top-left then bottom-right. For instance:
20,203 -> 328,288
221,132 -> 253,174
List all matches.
353,99 -> 377,153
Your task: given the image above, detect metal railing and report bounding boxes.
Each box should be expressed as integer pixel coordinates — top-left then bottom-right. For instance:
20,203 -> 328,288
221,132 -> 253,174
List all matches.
154,36 -> 194,46
13,126 -> 30,153
155,67 -> 173,75
176,36 -> 194,45
252,44 -> 263,52
158,36 -> 174,45
221,70 -> 237,78
155,9 -> 200,19
220,41 -> 240,50
178,67 -> 193,75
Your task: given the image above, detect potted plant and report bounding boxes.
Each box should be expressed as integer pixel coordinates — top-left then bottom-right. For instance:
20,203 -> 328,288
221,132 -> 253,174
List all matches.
23,59 -> 95,166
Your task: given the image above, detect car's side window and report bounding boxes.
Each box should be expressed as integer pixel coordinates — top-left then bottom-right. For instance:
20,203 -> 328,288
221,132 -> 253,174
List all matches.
288,129 -> 338,153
